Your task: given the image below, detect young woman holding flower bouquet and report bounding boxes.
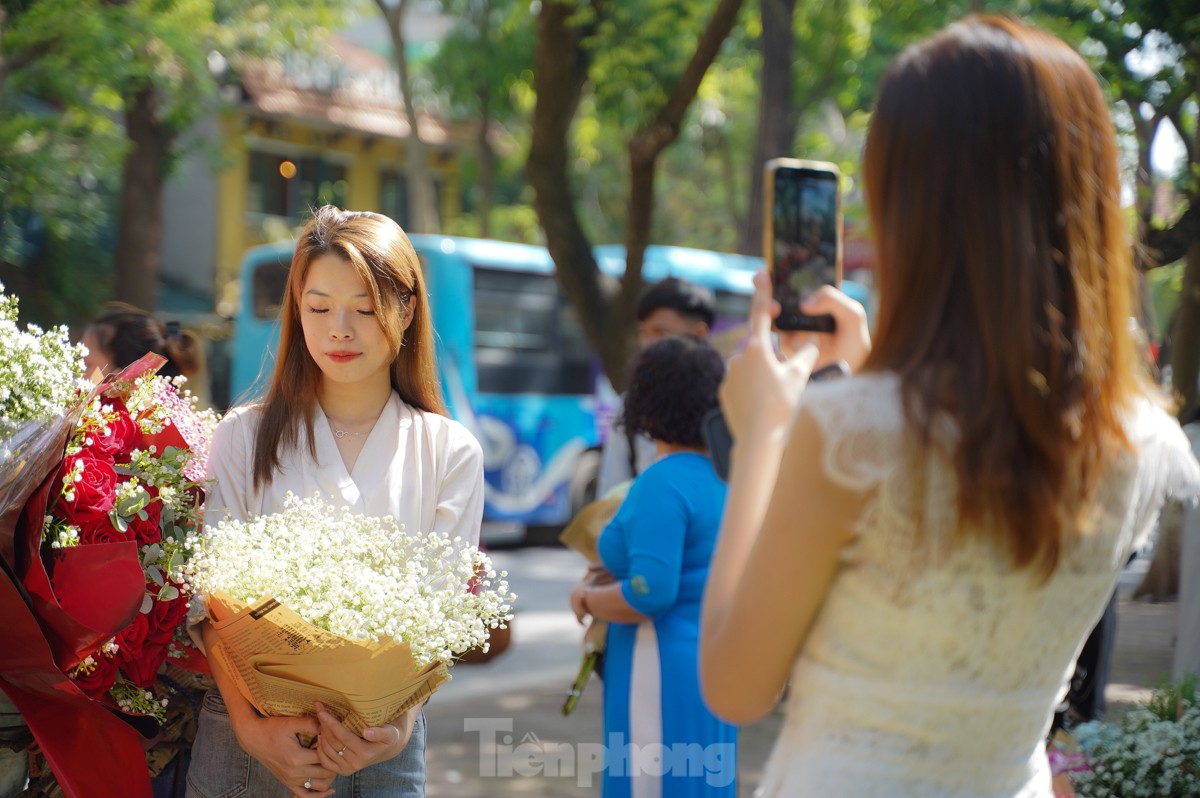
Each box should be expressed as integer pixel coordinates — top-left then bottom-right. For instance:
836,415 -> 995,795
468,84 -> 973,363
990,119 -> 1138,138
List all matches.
701,16 -> 1200,798
187,206 -> 484,798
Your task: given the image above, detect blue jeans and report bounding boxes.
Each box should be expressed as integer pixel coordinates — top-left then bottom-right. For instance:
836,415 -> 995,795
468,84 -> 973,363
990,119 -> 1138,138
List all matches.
185,690 -> 425,798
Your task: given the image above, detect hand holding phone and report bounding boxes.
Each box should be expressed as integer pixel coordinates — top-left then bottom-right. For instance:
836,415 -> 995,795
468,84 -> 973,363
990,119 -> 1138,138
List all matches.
764,158 -> 843,333
704,361 -> 848,482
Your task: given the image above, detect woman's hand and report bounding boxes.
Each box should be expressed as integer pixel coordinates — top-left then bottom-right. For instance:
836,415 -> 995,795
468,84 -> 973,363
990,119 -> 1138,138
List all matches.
721,272 -> 820,443
569,582 -> 592,624
776,284 -> 872,372
314,701 -> 422,777
232,713 -> 336,797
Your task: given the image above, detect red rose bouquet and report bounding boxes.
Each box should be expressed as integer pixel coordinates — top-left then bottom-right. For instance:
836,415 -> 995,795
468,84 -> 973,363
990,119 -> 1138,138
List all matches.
0,334 -> 216,798
41,366 -> 217,717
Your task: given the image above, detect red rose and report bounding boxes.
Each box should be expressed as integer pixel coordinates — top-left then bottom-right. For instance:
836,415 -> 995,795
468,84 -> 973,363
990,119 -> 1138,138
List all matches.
85,399 -> 144,461
71,650 -> 120,700
120,641 -> 168,688
56,452 -> 117,526
75,515 -> 125,545
146,592 -> 190,647
126,487 -> 163,546
114,612 -> 151,665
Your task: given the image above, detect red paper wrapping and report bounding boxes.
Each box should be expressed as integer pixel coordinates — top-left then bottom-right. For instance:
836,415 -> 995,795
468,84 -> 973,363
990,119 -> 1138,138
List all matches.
0,354 -> 170,798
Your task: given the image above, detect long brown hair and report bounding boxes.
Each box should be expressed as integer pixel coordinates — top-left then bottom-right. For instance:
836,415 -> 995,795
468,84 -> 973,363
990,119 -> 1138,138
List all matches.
861,16 -> 1152,576
252,206 -> 447,489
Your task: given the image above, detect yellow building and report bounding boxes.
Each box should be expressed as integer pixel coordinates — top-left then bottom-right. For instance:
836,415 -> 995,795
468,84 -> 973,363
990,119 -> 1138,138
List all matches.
161,34 -> 466,323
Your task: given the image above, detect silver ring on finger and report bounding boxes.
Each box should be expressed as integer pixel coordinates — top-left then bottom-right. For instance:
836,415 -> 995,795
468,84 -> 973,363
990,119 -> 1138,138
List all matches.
337,745 -> 346,757
304,778 -> 313,791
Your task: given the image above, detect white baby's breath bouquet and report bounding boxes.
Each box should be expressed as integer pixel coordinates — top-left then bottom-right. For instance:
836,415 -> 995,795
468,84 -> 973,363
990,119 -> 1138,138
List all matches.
0,281 -> 88,443
184,492 -> 515,665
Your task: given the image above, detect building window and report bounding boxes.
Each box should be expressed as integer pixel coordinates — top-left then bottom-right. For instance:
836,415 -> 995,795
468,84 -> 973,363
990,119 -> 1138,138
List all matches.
248,151 -> 347,221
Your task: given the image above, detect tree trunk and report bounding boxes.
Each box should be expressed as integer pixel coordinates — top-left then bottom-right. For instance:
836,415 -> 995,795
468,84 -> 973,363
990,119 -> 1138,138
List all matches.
475,1 -> 493,239
739,0 -> 797,256
527,0 -> 628,387
1171,247 -> 1200,416
1169,69 -> 1200,416
114,82 -> 171,310
530,0 -> 744,389
477,84 -> 493,239
377,0 -> 439,234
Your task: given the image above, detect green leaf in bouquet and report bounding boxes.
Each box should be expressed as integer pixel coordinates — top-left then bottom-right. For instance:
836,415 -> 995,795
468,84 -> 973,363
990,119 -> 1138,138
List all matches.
147,566 -> 165,587
141,543 -> 162,566
116,487 -> 150,517
157,585 -> 179,602
141,594 -> 154,614
159,505 -> 175,534
109,510 -> 129,533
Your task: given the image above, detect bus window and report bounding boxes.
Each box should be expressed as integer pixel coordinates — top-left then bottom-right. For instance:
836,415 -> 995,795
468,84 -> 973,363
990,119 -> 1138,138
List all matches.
472,267 -> 591,395
714,290 -> 751,326
252,258 -> 291,320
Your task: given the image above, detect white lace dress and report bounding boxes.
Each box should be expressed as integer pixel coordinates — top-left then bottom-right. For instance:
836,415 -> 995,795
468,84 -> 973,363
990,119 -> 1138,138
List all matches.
756,372 -> 1200,798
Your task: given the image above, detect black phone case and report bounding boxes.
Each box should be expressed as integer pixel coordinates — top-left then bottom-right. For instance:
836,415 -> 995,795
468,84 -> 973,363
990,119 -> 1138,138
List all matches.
774,309 -> 836,333
702,407 -> 734,482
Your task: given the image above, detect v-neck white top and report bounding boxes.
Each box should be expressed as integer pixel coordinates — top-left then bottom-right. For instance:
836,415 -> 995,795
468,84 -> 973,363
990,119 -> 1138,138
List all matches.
204,393 -> 484,545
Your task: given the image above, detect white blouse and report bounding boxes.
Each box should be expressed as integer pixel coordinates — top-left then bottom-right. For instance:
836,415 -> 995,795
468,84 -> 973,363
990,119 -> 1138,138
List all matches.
204,393 -> 484,546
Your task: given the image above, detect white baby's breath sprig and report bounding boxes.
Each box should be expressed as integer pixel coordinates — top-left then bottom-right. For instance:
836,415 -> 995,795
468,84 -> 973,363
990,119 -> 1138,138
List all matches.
0,282 -> 88,440
184,493 -> 515,666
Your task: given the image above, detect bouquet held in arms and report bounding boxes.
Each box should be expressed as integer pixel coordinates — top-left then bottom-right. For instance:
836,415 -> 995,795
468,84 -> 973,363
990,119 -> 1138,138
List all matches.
185,493 -> 515,733
43,364 -> 217,715
0,281 -> 216,798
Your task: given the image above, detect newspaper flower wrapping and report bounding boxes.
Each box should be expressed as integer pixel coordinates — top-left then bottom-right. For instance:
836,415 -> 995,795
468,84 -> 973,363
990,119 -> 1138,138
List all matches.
184,493 -> 516,732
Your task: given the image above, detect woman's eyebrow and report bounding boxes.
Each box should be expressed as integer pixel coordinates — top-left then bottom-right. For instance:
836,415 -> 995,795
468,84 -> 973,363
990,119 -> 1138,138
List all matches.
304,288 -> 370,298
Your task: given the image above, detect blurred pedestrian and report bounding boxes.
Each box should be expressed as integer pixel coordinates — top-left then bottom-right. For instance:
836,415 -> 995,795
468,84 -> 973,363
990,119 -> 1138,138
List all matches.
571,335 -> 737,797
701,15 -> 1200,797
82,304 -> 208,403
596,278 -> 716,499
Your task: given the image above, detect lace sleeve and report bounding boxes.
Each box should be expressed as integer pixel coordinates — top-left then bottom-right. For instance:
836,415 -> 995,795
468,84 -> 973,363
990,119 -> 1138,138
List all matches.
800,372 -> 906,493
1124,402 -> 1200,554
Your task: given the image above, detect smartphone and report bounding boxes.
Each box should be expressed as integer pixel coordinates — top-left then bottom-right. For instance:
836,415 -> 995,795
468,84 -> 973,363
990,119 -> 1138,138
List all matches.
763,158 -> 843,332
703,361 -> 849,481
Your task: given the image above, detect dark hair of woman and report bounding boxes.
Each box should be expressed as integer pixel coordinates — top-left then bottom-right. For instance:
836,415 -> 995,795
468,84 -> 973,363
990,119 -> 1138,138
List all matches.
85,304 -> 203,379
620,335 -> 725,449
860,15 -> 1151,576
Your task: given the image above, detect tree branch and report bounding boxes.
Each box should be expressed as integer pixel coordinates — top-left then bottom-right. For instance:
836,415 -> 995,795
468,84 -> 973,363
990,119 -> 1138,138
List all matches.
623,0 -> 745,294
1140,201 -> 1200,271
527,0 -> 628,383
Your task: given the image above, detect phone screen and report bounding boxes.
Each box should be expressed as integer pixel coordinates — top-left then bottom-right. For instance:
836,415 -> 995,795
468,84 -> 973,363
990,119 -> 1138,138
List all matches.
766,160 -> 841,332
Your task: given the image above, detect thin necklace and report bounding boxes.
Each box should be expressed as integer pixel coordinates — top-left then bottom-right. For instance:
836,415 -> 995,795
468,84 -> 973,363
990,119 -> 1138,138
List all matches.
332,427 -> 369,440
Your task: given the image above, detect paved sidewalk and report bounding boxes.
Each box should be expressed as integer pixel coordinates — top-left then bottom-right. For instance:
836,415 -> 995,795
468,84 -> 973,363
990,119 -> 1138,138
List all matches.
423,595 -> 1177,797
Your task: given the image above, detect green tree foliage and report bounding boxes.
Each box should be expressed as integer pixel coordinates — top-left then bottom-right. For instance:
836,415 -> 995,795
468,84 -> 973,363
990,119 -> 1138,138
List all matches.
426,0 -> 536,239
0,0 -> 127,324
0,0 -> 356,320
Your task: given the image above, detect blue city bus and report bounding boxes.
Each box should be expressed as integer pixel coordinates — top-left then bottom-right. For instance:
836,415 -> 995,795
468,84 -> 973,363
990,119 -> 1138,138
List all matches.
229,237 -> 869,541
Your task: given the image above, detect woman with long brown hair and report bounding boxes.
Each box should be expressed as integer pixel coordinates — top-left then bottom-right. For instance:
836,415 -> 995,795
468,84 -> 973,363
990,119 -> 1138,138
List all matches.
700,16 -> 1198,796
187,206 -> 483,798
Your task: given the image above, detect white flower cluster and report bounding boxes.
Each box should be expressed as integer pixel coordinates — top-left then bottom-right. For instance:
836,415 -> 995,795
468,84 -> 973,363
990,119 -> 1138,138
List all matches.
184,493 -> 515,666
0,282 -> 87,440
1071,698 -> 1200,797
